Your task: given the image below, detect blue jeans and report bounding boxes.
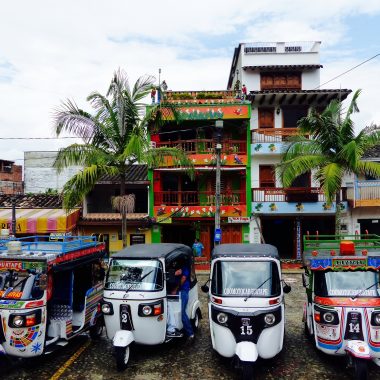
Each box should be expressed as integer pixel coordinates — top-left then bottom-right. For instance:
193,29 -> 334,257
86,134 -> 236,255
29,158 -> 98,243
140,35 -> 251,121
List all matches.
180,290 -> 194,337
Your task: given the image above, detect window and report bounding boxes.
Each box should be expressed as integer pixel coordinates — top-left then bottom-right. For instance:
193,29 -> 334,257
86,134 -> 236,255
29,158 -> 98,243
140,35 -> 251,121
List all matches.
260,72 -> 301,90
130,234 -> 145,245
259,165 -> 276,188
258,108 -> 274,129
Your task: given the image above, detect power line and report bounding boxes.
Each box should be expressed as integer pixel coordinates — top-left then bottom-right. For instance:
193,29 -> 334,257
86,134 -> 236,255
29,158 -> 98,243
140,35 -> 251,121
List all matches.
315,53 -> 380,89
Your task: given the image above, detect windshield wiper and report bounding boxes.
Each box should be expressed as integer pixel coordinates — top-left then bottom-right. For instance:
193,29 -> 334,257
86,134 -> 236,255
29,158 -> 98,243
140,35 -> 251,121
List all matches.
244,276 -> 272,302
352,281 -> 379,300
125,270 -> 154,293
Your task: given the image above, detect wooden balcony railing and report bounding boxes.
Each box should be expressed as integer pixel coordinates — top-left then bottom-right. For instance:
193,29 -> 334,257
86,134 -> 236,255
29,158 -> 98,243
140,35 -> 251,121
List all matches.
252,128 -> 307,143
156,139 -> 247,154
154,190 -> 246,206
346,180 -> 380,206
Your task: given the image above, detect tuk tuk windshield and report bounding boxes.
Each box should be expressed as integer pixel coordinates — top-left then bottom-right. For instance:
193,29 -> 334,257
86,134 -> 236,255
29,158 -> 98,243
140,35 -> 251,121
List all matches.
105,259 -> 164,291
0,270 -> 43,300
211,260 -> 281,297
314,270 -> 380,297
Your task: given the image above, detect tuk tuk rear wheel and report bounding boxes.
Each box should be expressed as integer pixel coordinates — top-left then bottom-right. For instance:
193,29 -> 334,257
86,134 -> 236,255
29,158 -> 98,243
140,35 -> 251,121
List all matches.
353,357 -> 368,380
241,362 -> 254,380
115,346 -> 130,372
89,317 -> 103,340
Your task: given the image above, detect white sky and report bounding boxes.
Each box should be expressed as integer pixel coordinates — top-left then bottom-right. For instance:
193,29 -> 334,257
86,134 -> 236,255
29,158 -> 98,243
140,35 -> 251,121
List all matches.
0,0 -> 379,165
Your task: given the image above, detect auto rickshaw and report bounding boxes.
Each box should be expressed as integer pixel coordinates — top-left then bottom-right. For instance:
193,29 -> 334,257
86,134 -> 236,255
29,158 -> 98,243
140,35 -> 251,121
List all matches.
302,234 -> 380,380
201,243 -> 291,380
101,243 -> 202,371
0,235 -> 106,358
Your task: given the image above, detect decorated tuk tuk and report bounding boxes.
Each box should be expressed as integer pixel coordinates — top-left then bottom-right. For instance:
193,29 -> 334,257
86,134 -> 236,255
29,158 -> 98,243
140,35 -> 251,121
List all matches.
0,235 -> 105,358
303,234 -> 380,380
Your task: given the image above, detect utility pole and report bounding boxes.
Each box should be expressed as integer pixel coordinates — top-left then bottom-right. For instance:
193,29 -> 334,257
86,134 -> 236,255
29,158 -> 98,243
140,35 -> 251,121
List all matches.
214,120 -> 223,245
11,196 -> 16,236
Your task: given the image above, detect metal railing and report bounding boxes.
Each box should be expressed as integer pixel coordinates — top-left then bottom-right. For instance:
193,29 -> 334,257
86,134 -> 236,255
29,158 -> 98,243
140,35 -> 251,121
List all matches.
251,128 -> 305,143
154,190 -> 246,206
156,139 -> 247,154
346,180 -> 380,203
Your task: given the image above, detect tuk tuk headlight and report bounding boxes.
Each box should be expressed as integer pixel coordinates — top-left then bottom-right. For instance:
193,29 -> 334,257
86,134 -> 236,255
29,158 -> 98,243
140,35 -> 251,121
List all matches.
101,302 -> 113,315
142,305 -> 152,316
264,313 -> 276,325
217,312 -> 228,324
371,312 -> 380,326
323,312 -> 335,323
13,315 -> 24,327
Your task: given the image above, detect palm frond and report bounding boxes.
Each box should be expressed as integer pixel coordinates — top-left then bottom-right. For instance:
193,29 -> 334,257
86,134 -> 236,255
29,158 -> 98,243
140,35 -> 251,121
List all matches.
356,161 -> 380,179
316,163 -> 344,203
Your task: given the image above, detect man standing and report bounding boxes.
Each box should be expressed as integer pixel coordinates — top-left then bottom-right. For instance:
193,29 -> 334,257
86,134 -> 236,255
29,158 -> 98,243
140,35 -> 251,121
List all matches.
192,238 -> 204,257
175,264 -> 194,341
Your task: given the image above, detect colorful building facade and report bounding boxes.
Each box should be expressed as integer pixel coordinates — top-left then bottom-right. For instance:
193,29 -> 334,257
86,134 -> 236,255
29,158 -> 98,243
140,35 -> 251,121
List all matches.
149,91 -> 251,260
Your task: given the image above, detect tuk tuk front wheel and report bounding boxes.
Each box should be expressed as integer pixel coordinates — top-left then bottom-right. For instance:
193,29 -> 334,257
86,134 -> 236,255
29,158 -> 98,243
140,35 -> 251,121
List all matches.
353,357 -> 368,380
241,362 -> 254,380
115,346 -> 130,372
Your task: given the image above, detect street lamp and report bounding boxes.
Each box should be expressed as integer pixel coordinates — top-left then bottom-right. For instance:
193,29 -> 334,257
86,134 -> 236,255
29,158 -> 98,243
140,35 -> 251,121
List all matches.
214,119 -> 223,245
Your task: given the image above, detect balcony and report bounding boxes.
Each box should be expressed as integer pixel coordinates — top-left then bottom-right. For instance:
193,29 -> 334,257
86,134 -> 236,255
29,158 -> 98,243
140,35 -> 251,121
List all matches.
252,187 -> 326,203
252,128 -> 305,143
156,139 -> 246,154
346,180 -> 380,207
154,190 -> 246,206
252,187 -> 348,214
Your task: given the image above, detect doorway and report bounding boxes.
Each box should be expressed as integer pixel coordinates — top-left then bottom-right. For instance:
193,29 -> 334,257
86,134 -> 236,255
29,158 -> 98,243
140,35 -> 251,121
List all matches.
161,224 -> 195,248
261,218 -> 293,258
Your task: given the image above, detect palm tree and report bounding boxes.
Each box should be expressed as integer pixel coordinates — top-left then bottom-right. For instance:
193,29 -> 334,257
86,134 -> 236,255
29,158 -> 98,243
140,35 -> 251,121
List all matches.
53,69 -> 193,247
278,89 -> 380,234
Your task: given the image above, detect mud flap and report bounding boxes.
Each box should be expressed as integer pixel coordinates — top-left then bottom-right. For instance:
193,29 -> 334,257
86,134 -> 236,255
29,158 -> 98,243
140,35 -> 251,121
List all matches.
345,340 -> 371,359
235,341 -> 258,362
113,330 -> 134,348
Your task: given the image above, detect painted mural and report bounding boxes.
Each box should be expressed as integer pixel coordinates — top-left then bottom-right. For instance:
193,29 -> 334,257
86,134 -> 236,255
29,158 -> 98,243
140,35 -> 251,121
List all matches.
159,153 -> 247,167
154,205 -> 247,219
161,104 -> 250,120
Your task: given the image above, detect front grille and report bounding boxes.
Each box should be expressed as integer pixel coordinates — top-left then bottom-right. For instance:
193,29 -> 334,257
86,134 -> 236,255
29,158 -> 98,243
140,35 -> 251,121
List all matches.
344,312 -> 364,341
120,304 -> 133,331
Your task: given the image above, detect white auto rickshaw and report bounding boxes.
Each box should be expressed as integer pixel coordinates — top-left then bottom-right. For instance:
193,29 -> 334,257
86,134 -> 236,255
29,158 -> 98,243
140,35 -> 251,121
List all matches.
0,235 -> 106,359
202,243 -> 291,380
303,234 -> 380,380
101,243 -> 202,371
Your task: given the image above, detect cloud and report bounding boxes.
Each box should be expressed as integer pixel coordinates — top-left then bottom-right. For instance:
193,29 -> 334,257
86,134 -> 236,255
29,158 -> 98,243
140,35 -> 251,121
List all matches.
0,0 -> 379,163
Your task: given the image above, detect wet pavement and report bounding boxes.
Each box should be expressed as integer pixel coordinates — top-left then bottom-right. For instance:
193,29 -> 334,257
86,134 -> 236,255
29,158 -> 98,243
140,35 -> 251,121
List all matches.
1,273 -> 379,380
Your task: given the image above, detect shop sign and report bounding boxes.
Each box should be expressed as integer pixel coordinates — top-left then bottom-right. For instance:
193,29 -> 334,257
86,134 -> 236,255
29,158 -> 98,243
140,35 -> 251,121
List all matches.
156,216 -> 172,224
227,217 -> 250,223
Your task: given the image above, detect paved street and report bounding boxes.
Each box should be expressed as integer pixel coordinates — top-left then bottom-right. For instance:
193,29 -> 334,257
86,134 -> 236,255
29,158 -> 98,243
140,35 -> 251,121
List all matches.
1,273 -> 379,380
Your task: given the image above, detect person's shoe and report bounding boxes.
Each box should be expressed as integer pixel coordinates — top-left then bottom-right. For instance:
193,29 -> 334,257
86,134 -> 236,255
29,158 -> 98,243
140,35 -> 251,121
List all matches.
166,330 -> 183,338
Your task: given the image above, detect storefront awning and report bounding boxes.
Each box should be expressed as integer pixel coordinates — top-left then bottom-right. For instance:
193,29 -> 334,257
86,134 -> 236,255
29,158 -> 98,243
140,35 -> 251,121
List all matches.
0,209 -> 80,234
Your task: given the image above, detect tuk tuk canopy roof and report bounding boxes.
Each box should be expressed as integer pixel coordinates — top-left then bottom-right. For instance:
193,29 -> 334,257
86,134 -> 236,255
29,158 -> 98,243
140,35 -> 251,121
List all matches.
112,243 -> 193,264
212,243 -> 279,259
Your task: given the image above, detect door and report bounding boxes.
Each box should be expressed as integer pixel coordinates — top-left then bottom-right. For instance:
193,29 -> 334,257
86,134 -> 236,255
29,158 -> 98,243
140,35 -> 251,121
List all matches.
221,225 -> 242,244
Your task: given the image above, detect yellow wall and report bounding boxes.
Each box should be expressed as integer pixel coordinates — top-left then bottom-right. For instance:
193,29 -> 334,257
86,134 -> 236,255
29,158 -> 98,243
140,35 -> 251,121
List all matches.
79,226 -> 152,254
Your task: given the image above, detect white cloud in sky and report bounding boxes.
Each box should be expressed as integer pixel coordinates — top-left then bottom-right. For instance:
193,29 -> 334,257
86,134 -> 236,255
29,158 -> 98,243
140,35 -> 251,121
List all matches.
0,0 -> 379,163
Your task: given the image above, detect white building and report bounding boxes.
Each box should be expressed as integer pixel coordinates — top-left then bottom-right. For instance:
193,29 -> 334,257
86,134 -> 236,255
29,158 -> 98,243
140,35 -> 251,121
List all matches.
24,151 -> 82,194
227,41 -> 352,259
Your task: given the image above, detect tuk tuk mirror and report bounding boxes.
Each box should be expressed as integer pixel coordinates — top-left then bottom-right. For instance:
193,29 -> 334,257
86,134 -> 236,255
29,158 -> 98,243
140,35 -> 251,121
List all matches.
38,274 -> 48,291
283,284 -> 291,294
201,284 -> 209,293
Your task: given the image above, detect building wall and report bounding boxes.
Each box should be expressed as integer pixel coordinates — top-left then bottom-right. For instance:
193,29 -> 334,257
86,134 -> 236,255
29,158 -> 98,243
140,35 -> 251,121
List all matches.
79,225 -> 152,254
0,161 -> 23,194
24,151 -> 82,193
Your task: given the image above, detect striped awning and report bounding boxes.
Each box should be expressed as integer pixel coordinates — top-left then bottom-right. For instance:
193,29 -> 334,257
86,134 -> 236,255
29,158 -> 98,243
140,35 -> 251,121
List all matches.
0,209 -> 80,234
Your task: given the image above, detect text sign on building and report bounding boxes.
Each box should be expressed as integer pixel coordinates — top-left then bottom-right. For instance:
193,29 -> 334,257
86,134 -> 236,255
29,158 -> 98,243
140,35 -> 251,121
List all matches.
227,217 -> 250,223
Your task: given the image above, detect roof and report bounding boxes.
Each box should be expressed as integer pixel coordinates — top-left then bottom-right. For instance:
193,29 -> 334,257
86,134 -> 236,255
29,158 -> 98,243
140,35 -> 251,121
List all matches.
97,165 -> 148,184
363,145 -> 380,160
212,243 -> 279,259
112,243 -> 192,261
81,213 -> 149,221
0,194 -> 62,209
243,64 -> 323,71
248,89 -> 351,107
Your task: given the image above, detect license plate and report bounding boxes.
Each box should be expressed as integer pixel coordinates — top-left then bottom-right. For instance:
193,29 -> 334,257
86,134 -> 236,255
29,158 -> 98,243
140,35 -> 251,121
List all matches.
240,318 -> 253,336
344,312 -> 363,341
120,305 -> 133,330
